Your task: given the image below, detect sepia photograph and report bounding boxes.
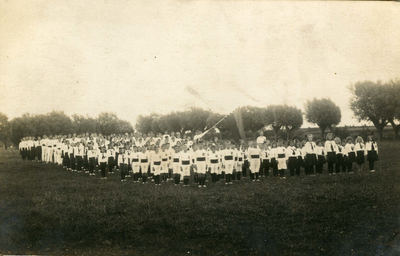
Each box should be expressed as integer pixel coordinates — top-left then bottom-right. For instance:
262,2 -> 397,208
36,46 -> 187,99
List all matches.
1,0 -> 400,255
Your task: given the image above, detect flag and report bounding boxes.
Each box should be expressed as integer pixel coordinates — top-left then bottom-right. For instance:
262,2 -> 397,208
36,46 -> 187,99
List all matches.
232,106 -> 246,141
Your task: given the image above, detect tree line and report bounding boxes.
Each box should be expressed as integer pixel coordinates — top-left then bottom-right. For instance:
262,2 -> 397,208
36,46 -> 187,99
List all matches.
0,79 -> 399,149
0,111 -> 134,148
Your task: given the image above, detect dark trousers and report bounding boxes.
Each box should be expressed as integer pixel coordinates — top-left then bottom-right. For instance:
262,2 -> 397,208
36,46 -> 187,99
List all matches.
76,156 -> 83,171
369,161 -> 375,171
335,163 -> 341,174
242,164 -> 248,178
259,160 -> 270,177
120,164 -> 127,180
225,174 -> 232,183
211,173 -> 217,182
70,154 -> 76,170
194,172 -> 198,183
236,171 -> 241,180
37,146 -> 42,161
184,176 -> 190,185
83,156 -> 89,170
316,163 -> 323,174
174,174 -> 181,185
308,165 -> 315,175
154,175 -> 160,184
198,174 -> 206,186
108,157 -> 115,173
279,169 -> 285,178
89,157 -> 96,174
347,163 -> 353,172
142,173 -> 148,183
273,167 -> 278,177
328,162 -> 334,174
100,162 -> 107,178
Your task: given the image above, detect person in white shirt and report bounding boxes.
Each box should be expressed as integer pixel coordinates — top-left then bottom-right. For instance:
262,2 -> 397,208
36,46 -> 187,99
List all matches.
334,137 -> 344,175
194,142 -> 208,187
247,142 -> 261,181
98,146 -> 108,179
304,134 -> 317,176
294,140 -> 303,176
222,143 -> 235,185
75,142 -> 84,172
107,144 -> 116,174
315,140 -> 326,175
344,137 -> 356,173
152,146 -> 162,185
130,146 -> 141,182
256,131 -> 267,147
276,139 -> 287,179
259,143 -> 270,178
87,144 -> 98,176
235,145 -> 245,180
171,145 -> 182,186
208,145 -> 220,183
118,147 -> 128,182
365,134 -> 379,173
269,141 -> 278,177
139,146 -> 150,184
286,140 -> 298,177
340,141 -> 348,173
180,146 -> 192,187
354,136 -> 365,172
324,133 -> 337,175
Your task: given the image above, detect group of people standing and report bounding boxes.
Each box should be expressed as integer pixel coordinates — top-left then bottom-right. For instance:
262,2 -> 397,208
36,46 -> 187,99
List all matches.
17,130 -> 379,186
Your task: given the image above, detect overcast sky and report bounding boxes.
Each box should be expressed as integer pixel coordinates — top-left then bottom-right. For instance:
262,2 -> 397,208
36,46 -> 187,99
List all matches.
1,1 -> 399,128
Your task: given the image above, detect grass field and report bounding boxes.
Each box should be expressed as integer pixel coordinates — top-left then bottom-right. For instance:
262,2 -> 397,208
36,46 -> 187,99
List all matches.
1,143 -> 400,255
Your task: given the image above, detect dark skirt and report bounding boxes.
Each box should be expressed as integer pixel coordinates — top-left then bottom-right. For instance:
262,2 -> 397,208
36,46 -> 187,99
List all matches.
326,152 -> 336,163
347,152 -> 356,163
367,151 -> 379,162
356,151 -> 365,164
305,153 -> 317,166
317,155 -> 326,164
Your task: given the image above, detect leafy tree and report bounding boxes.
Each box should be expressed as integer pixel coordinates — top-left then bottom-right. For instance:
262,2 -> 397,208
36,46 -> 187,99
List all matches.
349,80 -> 393,140
305,98 -> 341,139
46,111 -> 75,135
118,120 -> 134,134
0,112 -> 11,149
159,112 -> 182,133
136,114 -> 157,134
72,114 -> 99,134
281,105 -> 303,140
240,106 -> 265,132
186,107 -> 211,132
386,79 -> 400,140
97,112 -> 120,135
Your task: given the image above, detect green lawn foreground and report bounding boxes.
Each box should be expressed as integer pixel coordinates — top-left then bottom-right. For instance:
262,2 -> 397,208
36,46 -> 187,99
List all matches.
1,142 -> 400,255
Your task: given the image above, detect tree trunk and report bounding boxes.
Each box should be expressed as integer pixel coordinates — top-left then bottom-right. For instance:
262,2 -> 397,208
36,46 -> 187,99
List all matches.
389,119 -> 400,140
319,126 -> 326,140
273,127 -> 280,141
377,126 -> 383,141
285,126 -> 290,140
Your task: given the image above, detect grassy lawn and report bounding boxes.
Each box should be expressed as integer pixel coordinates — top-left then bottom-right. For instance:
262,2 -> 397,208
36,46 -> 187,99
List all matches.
1,142 -> 400,255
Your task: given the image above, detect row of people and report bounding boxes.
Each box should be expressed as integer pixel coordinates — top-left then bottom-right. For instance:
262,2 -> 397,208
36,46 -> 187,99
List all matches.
18,132 -> 379,185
